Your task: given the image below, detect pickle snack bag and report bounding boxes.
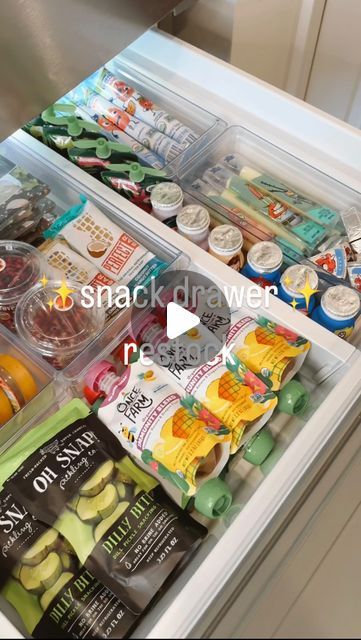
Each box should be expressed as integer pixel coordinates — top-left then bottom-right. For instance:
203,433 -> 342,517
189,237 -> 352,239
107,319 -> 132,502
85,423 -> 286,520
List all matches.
44,196 -> 166,286
5,399 -> 206,614
228,311 -> 311,391
85,358 -> 232,496
0,400 -> 137,639
0,493 -> 137,639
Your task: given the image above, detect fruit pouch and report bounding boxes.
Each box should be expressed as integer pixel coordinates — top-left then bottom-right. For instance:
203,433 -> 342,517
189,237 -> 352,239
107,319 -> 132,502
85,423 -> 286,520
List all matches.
84,358 -> 231,496
44,195 -> 166,285
137,319 -> 278,454
100,162 -> 169,213
228,311 -> 311,391
4,399 -> 206,614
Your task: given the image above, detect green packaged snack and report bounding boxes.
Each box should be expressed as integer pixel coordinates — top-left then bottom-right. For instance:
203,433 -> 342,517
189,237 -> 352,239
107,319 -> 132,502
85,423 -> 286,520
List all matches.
4,399 -> 206,615
0,399 -> 137,638
101,162 -> 168,213
68,139 -> 138,179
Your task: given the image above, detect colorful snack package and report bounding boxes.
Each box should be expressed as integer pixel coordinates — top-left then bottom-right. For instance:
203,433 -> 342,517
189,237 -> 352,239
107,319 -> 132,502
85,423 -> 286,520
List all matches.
40,239 -> 122,322
101,162 -> 169,212
44,196 -> 165,285
136,317 -> 278,454
68,138 -> 138,179
0,493 -> 137,638
228,311 -> 311,391
5,399 -> 206,614
92,67 -> 197,146
348,263 -> 361,292
70,101 -> 165,169
75,88 -> 186,162
308,246 -> 347,279
204,164 -> 328,254
222,154 -> 341,228
85,359 -> 231,496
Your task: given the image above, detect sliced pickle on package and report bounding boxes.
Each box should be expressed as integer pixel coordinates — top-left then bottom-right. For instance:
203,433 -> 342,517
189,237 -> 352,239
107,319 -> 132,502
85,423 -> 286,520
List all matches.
0,493 -> 136,637
4,399 -> 206,614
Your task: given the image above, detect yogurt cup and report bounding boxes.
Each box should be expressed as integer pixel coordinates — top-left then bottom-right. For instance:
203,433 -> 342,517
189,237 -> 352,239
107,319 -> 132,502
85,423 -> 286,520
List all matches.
278,264 -> 319,314
150,182 -> 184,221
311,284 -> 360,339
15,280 -> 105,369
176,204 -> 210,249
208,224 -> 244,270
242,240 -> 283,287
0,240 -> 46,331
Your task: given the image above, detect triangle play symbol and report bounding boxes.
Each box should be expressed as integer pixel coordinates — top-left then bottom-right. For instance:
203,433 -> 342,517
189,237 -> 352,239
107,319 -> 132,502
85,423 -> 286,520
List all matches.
166,302 -> 200,340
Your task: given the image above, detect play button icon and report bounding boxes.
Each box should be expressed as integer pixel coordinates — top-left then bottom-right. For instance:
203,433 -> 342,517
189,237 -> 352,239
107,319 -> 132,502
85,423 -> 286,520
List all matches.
166,302 -> 200,340
130,269 -> 231,369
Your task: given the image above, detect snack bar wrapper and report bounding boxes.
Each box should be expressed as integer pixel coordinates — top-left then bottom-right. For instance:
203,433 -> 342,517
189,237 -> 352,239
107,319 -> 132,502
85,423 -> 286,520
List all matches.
44,196 -> 165,286
92,67 -> 197,146
228,311 -> 311,391
40,238 -> 122,321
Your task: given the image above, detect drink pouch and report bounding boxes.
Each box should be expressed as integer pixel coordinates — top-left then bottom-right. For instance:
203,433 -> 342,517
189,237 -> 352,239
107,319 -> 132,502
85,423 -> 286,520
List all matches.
68,145 -> 138,179
5,399 -> 206,614
64,98 -> 164,169
136,318 -> 278,454
101,162 -> 168,212
85,358 -> 231,496
42,125 -> 107,157
44,196 -> 166,286
40,239 -> 122,322
0,491 -> 136,639
91,67 -> 197,146
228,311 -> 311,391
76,89 -> 186,162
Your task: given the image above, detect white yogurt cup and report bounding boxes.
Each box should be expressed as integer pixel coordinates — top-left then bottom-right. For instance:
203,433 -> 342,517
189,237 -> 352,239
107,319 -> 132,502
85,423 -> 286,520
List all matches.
176,204 -> 210,248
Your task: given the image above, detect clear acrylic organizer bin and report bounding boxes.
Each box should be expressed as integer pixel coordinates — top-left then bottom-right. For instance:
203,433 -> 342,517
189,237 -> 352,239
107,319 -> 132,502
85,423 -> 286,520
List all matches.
179,124 -> 361,299
93,57 -> 227,175
0,135 -> 189,370
0,323 -> 57,451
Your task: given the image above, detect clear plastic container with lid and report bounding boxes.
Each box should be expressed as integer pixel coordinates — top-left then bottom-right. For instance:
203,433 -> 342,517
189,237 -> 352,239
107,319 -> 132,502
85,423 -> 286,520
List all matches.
176,204 -> 210,249
278,264 -> 319,314
311,285 -> 361,339
150,182 -> 184,221
0,240 -> 46,331
15,280 -> 105,369
208,224 -> 244,270
242,240 -> 283,287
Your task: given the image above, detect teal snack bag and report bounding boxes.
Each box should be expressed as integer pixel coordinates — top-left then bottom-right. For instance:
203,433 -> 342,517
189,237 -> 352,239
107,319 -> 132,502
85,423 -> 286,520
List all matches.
4,400 -> 206,615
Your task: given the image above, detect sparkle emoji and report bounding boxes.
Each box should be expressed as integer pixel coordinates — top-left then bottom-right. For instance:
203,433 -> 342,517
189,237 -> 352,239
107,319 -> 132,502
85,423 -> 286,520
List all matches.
297,274 -> 319,310
53,280 -> 76,310
39,274 -> 49,288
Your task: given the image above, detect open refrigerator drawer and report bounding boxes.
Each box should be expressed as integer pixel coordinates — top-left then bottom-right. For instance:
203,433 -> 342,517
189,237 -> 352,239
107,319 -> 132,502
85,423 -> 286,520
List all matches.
0,27 -> 361,640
